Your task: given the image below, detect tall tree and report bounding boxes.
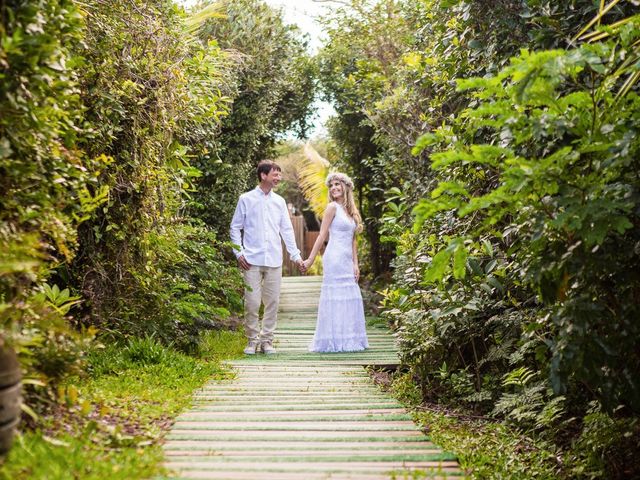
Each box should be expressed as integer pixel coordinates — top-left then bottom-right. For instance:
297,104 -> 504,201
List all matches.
190,0 -> 317,234
317,0 -> 410,276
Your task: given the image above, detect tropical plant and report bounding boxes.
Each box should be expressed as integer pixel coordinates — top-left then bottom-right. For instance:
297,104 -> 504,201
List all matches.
412,12 -> 640,413
317,0 -> 413,277
327,0 -> 640,476
298,143 -> 331,218
0,3 -> 261,447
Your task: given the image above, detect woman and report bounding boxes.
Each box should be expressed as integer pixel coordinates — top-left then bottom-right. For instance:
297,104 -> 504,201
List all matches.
303,172 -> 369,352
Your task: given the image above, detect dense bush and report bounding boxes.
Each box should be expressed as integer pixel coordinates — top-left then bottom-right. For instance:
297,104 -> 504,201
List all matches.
317,0 -> 407,277
1,0 -> 310,405
0,0 -> 103,379
411,35 -> 640,411
66,0 -> 242,346
318,1 -> 620,276
319,0 -> 640,477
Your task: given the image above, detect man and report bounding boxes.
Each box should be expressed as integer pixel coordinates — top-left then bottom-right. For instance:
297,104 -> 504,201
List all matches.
230,160 -> 305,355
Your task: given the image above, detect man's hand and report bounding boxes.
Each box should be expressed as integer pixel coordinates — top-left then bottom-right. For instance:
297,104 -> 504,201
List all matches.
296,259 -> 307,274
237,255 -> 251,271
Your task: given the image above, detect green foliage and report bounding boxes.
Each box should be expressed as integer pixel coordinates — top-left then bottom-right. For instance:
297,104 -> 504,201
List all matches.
324,1 -> 640,477
0,0 -> 107,397
567,406 -> 640,479
0,0 -> 101,267
121,222 -> 243,351
29,327 -> 93,383
65,0 -> 242,347
395,393 -> 566,478
77,334 -> 239,424
0,332 -> 243,480
317,1 -> 408,276
190,0 -> 317,233
120,336 -> 172,367
318,0 -> 627,278
412,18 -> 640,413
1,0 -> 253,430
195,329 -> 249,361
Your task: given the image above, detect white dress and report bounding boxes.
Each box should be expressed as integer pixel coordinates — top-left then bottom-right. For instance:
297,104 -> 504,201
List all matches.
309,203 -> 369,352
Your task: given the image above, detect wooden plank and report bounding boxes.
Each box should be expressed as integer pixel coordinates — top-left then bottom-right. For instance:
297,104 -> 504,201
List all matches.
178,410 -> 411,420
164,449 -> 445,457
171,421 -> 424,431
163,278 -> 460,479
165,439 -> 434,454
162,472 -> 459,480
165,460 -> 460,470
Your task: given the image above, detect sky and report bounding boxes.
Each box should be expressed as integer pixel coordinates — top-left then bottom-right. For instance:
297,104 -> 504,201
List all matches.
179,0 -> 337,137
264,0 -> 328,53
265,0 -> 335,138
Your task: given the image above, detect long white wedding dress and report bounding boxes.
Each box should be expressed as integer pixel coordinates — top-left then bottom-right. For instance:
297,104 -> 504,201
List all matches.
309,203 -> 369,352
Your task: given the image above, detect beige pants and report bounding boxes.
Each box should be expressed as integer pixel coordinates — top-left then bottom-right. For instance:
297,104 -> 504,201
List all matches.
243,265 -> 282,343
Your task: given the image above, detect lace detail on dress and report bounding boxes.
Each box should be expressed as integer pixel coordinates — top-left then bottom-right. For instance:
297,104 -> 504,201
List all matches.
309,203 -> 369,353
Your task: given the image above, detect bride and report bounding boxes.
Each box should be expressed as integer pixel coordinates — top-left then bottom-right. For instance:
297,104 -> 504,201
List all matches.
303,172 -> 369,353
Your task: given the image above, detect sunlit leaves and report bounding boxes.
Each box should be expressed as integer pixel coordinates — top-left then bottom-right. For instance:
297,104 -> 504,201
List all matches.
298,143 -> 331,219
421,238 -> 469,284
452,243 -> 468,279
423,249 -> 452,283
410,14 -> 640,412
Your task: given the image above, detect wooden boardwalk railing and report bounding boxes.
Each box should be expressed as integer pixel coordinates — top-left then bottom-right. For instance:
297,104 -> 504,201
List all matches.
162,276 -> 462,479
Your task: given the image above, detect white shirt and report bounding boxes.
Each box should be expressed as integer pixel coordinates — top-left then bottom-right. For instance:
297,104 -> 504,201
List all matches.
230,186 -> 301,267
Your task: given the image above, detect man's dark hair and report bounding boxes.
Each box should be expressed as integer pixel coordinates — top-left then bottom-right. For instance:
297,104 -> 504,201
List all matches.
257,160 -> 281,182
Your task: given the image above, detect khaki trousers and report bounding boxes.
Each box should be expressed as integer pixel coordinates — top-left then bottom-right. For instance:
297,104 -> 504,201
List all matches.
243,265 -> 282,343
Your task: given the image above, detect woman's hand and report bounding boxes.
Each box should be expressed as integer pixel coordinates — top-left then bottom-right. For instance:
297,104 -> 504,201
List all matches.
354,263 -> 360,282
303,258 -> 314,271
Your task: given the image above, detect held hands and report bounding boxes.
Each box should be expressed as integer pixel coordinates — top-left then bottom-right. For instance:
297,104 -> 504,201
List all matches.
296,259 -> 307,274
302,258 -> 314,273
239,255 -> 307,274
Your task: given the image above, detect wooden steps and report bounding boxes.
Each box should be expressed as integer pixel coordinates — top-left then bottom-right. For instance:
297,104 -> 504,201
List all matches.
161,276 -> 462,479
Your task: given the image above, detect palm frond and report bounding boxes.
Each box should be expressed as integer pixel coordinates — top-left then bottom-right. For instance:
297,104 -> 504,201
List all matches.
183,2 -> 227,40
573,5 -> 640,102
572,0 -> 623,43
298,143 -> 331,218
578,15 -> 636,42
616,69 -> 640,101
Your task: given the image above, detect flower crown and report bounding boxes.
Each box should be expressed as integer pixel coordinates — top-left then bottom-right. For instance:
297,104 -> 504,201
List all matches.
325,172 -> 354,189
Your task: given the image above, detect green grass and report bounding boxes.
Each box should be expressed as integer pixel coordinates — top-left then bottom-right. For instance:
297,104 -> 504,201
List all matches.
389,373 -> 563,479
0,329 -> 245,480
0,432 -> 165,480
410,409 -> 561,479
365,314 -> 388,328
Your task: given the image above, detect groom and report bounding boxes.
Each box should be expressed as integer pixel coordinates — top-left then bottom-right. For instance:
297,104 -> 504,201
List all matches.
230,160 -> 305,355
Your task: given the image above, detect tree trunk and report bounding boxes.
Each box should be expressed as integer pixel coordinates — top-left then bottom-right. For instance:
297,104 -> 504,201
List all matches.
0,345 -> 21,457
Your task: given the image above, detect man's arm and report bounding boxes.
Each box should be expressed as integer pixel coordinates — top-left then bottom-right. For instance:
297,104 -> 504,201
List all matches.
279,201 -> 301,263
230,197 -> 250,270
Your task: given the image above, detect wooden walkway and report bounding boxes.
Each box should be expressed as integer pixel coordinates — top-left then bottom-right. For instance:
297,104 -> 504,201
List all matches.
162,276 -> 461,479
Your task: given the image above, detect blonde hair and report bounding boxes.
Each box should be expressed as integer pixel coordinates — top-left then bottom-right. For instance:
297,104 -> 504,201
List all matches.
326,172 -> 363,233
